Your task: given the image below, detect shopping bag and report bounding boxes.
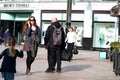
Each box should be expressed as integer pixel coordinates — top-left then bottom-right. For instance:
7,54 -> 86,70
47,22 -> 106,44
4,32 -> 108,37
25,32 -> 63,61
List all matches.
61,49 -> 70,61
72,46 -> 78,55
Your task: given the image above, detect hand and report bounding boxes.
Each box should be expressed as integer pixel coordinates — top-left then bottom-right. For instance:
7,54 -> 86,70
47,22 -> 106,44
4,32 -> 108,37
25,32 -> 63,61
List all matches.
45,45 -> 48,49
28,24 -> 31,27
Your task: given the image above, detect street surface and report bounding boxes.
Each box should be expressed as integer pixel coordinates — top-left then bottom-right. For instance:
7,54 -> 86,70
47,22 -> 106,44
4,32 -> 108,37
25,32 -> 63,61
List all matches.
0,44 -> 119,80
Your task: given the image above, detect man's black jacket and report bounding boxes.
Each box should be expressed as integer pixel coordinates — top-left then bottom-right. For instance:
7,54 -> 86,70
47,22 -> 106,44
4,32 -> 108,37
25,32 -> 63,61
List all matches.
44,21 -> 66,49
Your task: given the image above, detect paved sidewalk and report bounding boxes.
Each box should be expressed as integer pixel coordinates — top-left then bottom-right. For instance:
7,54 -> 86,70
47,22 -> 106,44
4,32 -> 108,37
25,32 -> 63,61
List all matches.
0,44 -> 119,80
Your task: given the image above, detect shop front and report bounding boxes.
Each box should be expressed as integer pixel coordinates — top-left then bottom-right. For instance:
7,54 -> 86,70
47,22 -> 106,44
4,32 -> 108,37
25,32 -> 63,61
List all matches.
0,12 -> 32,43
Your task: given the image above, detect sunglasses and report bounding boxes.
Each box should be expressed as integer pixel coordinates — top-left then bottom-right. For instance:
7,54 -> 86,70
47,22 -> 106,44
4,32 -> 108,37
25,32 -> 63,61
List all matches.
30,20 -> 35,21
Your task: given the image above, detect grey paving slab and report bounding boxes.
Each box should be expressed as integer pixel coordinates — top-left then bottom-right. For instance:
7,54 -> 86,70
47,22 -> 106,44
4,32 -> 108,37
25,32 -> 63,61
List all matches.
0,44 -> 119,80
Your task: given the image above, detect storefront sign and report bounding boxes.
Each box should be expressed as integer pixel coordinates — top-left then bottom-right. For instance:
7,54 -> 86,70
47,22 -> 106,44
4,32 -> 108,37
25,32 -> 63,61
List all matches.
3,3 -> 29,8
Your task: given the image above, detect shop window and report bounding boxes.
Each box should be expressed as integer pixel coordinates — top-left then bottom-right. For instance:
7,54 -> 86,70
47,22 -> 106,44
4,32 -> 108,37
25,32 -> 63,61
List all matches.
93,23 -> 116,48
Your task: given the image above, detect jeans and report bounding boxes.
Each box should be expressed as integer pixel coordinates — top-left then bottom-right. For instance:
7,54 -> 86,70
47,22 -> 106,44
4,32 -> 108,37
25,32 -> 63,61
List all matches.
1,72 -> 14,80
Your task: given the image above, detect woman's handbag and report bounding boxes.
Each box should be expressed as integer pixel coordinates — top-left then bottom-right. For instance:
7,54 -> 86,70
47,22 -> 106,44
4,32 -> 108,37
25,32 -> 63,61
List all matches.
23,41 -> 30,51
72,46 -> 78,55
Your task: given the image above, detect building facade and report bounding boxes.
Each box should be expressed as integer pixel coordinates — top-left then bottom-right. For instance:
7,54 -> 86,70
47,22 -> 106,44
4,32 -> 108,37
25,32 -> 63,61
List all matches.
0,0 -> 118,50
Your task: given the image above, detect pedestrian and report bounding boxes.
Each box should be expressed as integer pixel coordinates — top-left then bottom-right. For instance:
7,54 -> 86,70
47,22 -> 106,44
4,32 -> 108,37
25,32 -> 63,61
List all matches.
3,28 -> 11,47
23,16 -> 41,75
44,17 -> 66,73
65,27 -> 76,61
0,29 -> 3,44
0,37 -> 24,80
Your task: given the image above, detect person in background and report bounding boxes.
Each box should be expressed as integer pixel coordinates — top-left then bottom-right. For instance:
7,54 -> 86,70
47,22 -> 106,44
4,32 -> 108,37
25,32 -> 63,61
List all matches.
0,29 -> 3,44
23,16 -> 41,75
44,17 -> 66,73
3,28 -> 11,47
65,27 -> 76,61
0,37 -> 24,80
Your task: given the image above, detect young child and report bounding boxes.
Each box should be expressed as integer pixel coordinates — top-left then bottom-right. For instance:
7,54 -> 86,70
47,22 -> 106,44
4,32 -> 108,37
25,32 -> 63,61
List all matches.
0,37 -> 24,80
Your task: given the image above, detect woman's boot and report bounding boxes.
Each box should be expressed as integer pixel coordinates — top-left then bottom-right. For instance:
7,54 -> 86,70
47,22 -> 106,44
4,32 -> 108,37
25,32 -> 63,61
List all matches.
26,68 -> 31,75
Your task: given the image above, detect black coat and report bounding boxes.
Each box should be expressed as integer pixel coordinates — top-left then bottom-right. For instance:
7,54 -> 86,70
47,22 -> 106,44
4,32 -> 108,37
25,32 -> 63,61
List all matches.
44,22 -> 66,49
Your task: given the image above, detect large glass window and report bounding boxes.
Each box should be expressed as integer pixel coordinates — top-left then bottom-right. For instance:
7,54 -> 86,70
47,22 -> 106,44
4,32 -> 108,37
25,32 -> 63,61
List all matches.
93,22 -> 116,48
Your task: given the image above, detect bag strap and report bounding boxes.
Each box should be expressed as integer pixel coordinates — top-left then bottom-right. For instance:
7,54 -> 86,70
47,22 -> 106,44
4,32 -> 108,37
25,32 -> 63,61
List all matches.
52,25 -> 62,29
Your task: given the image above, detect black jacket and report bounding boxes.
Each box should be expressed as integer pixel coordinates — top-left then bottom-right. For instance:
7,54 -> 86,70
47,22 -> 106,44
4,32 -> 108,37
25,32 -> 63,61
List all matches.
0,48 -> 23,73
44,21 -> 66,48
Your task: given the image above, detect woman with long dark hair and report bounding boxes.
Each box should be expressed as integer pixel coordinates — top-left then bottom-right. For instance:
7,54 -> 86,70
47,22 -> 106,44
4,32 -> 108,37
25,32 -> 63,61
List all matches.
23,16 -> 41,75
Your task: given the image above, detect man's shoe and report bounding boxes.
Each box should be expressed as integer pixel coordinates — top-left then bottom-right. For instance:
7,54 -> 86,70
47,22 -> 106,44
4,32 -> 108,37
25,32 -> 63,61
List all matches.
56,70 -> 61,73
56,69 -> 61,73
45,68 -> 54,73
52,68 -> 55,71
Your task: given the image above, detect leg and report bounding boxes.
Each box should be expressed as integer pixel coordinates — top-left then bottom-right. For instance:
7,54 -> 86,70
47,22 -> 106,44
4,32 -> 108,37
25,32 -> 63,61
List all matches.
45,46 -> 55,73
4,40 -> 7,47
1,72 -> 6,80
67,43 -> 74,60
5,72 -> 14,80
26,50 -> 36,75
56,48 -> 62,73
26,51 -> 31,75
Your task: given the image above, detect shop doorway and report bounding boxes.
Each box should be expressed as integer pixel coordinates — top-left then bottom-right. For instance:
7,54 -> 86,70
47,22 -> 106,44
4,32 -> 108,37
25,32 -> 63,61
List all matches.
0,20 -> 25,41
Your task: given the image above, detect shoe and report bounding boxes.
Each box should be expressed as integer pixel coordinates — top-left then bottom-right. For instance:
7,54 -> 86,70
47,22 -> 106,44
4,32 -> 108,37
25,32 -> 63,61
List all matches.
26,68 -> 31,75
56,68 -> 61,73
56,70 -> 61,73
26,72 -> 31,75
45,68 -> 54,73
52,68 -> 55,71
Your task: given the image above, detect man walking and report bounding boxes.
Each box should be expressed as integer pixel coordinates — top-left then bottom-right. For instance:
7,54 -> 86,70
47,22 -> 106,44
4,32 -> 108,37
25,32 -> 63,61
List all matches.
44,17 -> 65,73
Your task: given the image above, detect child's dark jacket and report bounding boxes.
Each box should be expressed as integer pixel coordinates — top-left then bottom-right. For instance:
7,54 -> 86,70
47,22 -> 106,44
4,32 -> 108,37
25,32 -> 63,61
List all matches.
0,48 -> 23,73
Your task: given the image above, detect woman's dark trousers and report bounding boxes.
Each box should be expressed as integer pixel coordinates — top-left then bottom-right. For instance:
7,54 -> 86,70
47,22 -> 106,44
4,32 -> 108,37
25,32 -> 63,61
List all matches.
67,43 -> 74,60
26,51 -> 35,71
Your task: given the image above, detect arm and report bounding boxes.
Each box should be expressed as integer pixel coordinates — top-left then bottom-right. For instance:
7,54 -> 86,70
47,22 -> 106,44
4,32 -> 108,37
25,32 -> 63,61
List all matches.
74,32 -> 77,45
0,49 -> 7,59
26,27 -> 31,37
25,27 -> 32,41
61,27 -> 66,49
16,50 -> 24,58
65,32 -> 69,43
36,26 -> 41,44
37,26 -> 41,37
44,26 -> 51,46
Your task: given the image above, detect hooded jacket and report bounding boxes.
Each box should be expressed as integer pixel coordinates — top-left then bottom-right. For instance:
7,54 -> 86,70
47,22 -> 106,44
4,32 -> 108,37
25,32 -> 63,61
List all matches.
44,21 -> 66,48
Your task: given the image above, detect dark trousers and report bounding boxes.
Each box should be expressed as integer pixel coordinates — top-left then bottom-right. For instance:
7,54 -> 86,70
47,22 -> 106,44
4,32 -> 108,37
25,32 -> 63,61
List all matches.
26,51 -> 36,70
67,42 -> 74,59
47,46 -> 62,70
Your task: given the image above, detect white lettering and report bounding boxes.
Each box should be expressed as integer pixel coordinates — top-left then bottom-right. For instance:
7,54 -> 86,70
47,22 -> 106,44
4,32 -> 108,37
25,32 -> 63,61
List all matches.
3,3 -> 29,8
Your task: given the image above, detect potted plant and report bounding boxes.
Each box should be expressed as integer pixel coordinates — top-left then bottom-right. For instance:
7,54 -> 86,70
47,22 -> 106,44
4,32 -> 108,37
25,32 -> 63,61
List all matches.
109,41 -> 120,61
